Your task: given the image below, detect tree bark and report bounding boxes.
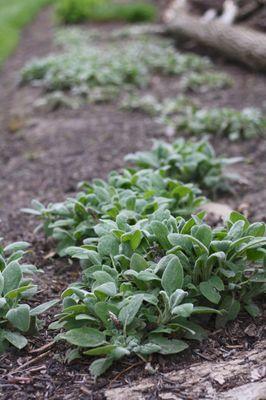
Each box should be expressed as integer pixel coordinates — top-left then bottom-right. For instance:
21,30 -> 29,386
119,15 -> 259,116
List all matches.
105,340 -> 266,400
165,12 -> 266,70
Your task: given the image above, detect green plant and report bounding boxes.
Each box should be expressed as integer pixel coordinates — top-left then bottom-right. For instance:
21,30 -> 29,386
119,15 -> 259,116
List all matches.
23,168 -> 205,256
52,210 -> 265,377
20,32 -> 211,101
176,107 -> 266,141
121,94 -> 195,116
180,71 -> 233,93
56,0 -> 157,24
0,240 -> 58,353
125,138 -> 241,193
122,95 -> 265,141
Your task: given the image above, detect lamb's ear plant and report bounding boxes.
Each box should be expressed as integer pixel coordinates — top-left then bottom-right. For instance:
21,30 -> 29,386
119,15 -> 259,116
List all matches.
122,95 -> 265,141
52,210 -> 265,377
23,167 -> 205,256
20,28 -> 222,106
0,240 -> 58,353
180,71 -> 233,93
175,107 -> 266,141
125,138 -> 242,194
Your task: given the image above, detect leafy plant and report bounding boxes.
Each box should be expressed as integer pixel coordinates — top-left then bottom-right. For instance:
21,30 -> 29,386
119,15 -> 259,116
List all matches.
175,107 -> 266,141
122,95 -> 265,141
180,71 -> 233,93
23,168 -> 205,256
56,0 -> 157,24
121,94 -> 195,116
0,240 -> 58,353
52,210 -> 265,377
125,138 -> 241,193
20,31 -> 212,101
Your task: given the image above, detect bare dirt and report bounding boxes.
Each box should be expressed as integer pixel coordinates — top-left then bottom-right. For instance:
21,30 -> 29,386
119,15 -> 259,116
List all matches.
0,6 -> 265,400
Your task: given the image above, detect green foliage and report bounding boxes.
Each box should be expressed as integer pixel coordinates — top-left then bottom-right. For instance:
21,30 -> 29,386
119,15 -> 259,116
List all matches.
23,166 -> 205,256
0,0 -> 53,68
53,210 -> 265,376
121,94 -> 194,116
125,138 -> 241,193
20,31 -> 211,100
176,107 -> 266,141
56,0 -> 157,24
180,71 -> 233,93
122,95 -> 266,141
0,240 -> 58,353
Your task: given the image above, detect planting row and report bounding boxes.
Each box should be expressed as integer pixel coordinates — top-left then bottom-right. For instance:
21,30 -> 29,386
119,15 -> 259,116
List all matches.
10,137 -> 263,377
20,28 -> 265,141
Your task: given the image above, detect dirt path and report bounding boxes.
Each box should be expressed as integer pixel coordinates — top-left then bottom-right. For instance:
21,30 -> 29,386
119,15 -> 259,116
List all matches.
0,6 -> 265,400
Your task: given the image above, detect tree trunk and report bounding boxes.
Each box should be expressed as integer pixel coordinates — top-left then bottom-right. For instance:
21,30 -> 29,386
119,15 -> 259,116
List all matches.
105,340 -> 266,400
165,12 -> 266,70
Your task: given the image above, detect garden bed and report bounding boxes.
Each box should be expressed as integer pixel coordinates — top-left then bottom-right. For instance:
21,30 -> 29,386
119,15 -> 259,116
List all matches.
0,6 -> 265,400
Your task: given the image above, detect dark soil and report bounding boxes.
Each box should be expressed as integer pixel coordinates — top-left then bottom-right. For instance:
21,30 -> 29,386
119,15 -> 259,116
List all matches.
0,6 -> 265,400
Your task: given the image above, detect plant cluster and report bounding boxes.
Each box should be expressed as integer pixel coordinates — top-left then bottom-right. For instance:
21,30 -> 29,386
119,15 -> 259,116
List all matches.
122,95 -> 266,141
23,137 -> 265,376
24,166 -> 205,256
56,0 -> 157,24
180,71 -> 233,93
0,240 -> 58,353
125,138 -> 241,193
21,31 -> 216,102
121,94 -> 195,116
24,138 -> 240,255
53,209 -> 265,377
176,107 -> 266,141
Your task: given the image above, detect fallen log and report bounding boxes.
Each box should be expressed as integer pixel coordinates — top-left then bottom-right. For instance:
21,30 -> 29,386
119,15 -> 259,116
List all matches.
165,10 -> 266,70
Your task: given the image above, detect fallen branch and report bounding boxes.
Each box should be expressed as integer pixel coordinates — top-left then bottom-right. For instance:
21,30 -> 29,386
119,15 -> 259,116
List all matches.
165,10 -> 266,70
218,0 -> 238,25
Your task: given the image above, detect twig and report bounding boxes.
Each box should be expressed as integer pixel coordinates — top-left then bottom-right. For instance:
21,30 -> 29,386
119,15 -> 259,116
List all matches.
29,341 -> 55,355
218,0 -> 239,25
108,361 -> 143,388
193,350 -> 214,361
26,365 -> 46,374
11,351 -> 51,373
80,385 -> 91,395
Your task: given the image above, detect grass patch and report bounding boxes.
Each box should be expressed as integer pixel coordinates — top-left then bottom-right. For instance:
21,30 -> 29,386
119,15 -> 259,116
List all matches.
56,0 -> 157,24
0,0 -> 53,67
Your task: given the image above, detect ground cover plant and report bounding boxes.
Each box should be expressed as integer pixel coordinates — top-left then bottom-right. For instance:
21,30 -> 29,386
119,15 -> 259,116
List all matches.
21,137 -> 266,379
125,138 -> 241,192
24,167 -> 205,256
0,240 -> 58,353
52,209 -> 266,377
0,0 -> 53,68
20,28 -> 232,104
23,138 -> 240,256
56,0 -> 157,24
180,71 -> 233,93
122,94 -> 266,140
